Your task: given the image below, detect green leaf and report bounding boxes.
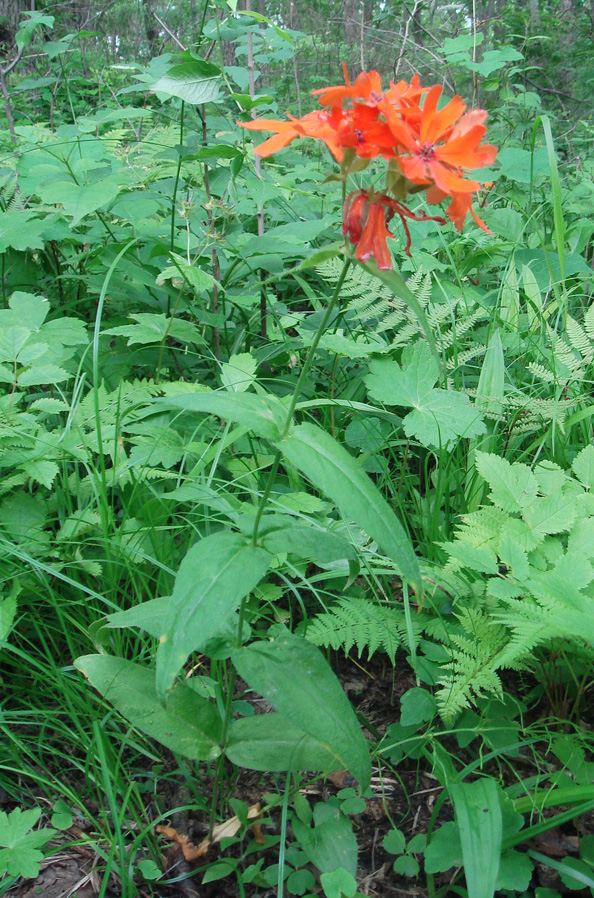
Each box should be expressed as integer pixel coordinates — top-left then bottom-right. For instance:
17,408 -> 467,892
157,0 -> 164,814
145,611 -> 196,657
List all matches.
0,212 -> 51,253
74,655 -> 222,760
394,855 -> 420,877
383,828 -> 406,856
496,850 -> 533,892
320,868 -> 357,898
292,807 -> 357,877
261,523 -> 356,564
38,177 -> 121,225
572,445 -> 594,490
450,779 -> 502,898
232,631 -> 371,789
425,823 -> 463,873
152,59 -> 222,104
443,540 -> 499,574
523,495 -> 578,537
366,345 -> 484,447
51,800 -> 73,831
225,713 -> 342,772
276,423 -> 421,594
400,688 -> 436,727
156,532 -> 271,699
105,313 -> 205,346
475,453 -> 538,513
221,353 -> 257,392
159,390 -> 288,441
0,808 -> 55,879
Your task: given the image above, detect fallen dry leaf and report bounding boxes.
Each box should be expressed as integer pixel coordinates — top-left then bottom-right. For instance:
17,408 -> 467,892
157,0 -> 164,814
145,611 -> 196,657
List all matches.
157,803 -> 262,862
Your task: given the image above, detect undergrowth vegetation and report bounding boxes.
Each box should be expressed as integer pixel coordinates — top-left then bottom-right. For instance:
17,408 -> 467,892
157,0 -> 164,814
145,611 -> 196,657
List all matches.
2,5 -> 594,898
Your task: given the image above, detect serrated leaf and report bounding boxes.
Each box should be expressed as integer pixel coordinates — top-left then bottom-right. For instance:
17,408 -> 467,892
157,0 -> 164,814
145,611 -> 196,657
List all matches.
0,808 -> 55,880
366,345 -> 484,446
523,494 -> 577,537
443,541 -> 499,574
498,534 -> 529,581
22,460 -> 59,488
573,445 -> 594,489
475,453 -> 539,513
18,364 -> 71,386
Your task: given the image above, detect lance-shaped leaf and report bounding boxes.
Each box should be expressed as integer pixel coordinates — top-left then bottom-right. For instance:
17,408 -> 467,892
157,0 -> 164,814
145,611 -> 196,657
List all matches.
450,779 -> 502,898
276,423 -> 421,594
158,390 -> 288,441
156,532 -> 271,700
232,632 -> 371,789
74,655 -> 222,760
226,713 -> 342,772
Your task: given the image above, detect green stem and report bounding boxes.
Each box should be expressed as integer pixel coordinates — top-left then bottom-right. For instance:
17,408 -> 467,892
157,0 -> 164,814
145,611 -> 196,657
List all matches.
251,256 -> 351,547
170,100 -> 185,253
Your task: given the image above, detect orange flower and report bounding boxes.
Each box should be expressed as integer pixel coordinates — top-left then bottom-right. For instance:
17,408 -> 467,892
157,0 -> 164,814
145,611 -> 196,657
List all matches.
312,62 -> 383,107
239,105 -> 345,161
383,85 -> 496,226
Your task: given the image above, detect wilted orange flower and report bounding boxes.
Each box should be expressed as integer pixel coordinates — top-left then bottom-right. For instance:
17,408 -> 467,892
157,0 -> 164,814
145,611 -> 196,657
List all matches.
343,190 -> 446,268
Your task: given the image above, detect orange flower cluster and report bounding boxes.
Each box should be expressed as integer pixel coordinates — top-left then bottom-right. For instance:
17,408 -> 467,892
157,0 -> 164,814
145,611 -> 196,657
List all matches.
239,65 -> 497,270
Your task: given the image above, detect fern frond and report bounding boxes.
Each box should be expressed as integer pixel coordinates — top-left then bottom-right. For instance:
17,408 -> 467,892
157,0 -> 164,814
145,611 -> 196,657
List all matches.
305,597 -> 418,662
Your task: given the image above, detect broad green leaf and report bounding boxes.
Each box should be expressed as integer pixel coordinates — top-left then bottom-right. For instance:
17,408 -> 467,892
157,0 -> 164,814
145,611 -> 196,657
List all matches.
105,313 -> 205,346
292,807 -> 357,877
225,713 -> 342,772
232,631 -> 371,789
156,532 -> 271,699
276,423 -> 421,593
152,59 -> 222,104
0,808 -> 55,879
0,212 -> 50,252
450,779 -> 502,898
38,177 -> 121,225
366,344 -> 438,406
9,292 -> 50,329
159,390 -> 288,441
106,597 -> 170,637
320,868 -> 357,898
400,688 -> 436,727
261,523 -> 356,564
221,352 -> 257,392
402,390 -> 485,446
424,821 -> 463,873
366,345 -> 484,446
496,850 -> 533,892
74,655 -> 222,760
